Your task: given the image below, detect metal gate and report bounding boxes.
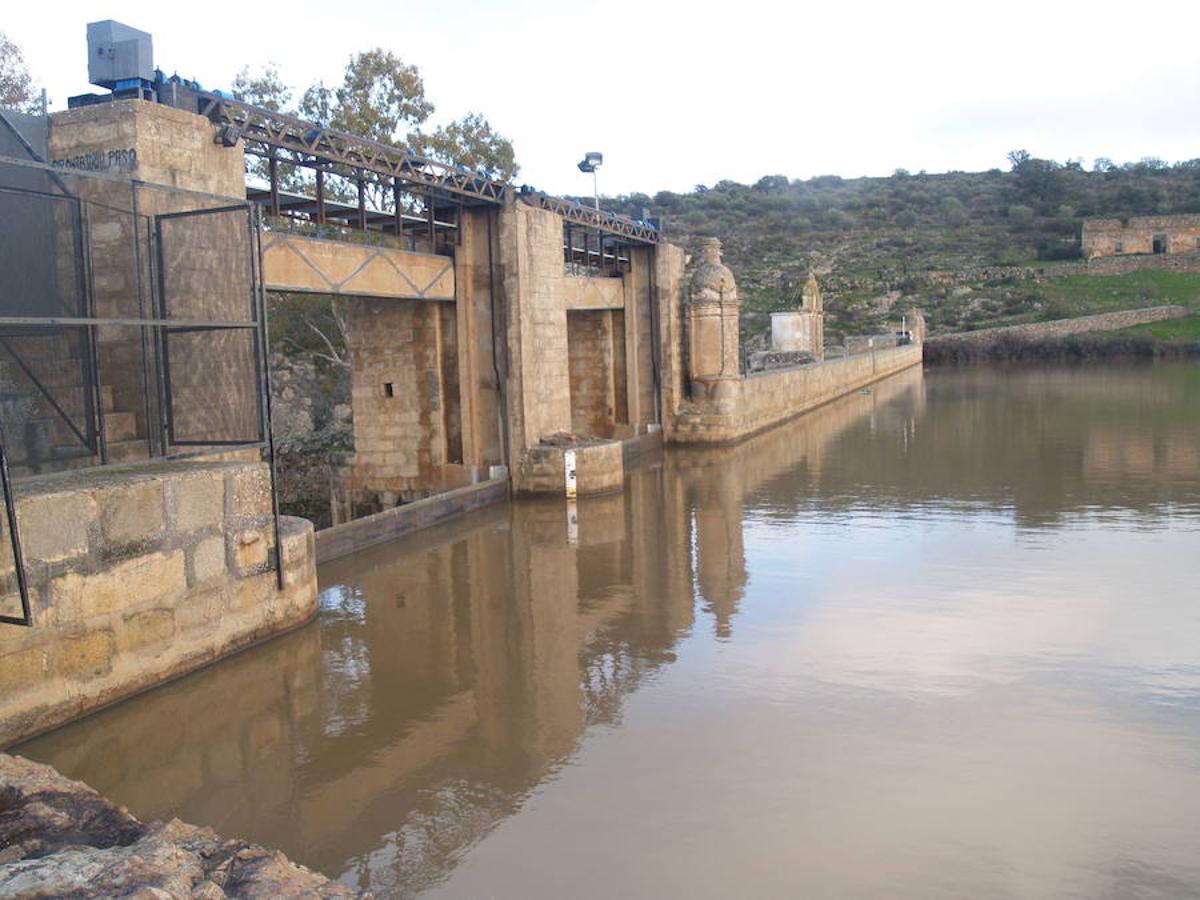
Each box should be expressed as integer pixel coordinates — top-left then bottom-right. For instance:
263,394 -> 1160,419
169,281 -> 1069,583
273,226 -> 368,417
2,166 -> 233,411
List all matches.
155,204 -> 266,451
0,155 -> 282,626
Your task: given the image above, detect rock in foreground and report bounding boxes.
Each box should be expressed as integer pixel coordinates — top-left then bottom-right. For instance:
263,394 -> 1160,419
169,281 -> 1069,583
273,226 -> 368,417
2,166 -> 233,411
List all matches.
0,753 -> 362,898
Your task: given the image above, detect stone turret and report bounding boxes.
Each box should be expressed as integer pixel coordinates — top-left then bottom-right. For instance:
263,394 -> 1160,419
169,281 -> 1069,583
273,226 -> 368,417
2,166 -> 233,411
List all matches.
801,271 -> 823,314
908,308 -> 927,345
686,238 -> 740,398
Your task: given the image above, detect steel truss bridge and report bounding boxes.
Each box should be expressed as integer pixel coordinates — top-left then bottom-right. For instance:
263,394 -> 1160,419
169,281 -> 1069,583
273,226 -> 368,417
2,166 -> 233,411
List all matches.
197,94 -> 660,246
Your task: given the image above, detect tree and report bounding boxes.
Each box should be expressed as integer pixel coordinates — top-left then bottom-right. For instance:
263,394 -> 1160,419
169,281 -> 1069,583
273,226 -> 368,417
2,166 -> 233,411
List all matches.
420,112 -> 518,181
294,50 -> 518,205
940,196 -> 968,227
1007,149 -> 1064,208
326,49 -> 433,146
753,174 -> 789,193
232,64 -> 291,112
0,31 -> 38,113
233,65 -> 307,189
1006,149 -> 1031,170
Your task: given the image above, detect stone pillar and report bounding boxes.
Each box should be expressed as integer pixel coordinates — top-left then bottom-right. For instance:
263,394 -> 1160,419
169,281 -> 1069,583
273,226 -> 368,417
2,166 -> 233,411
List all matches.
653,243 -> 687,434
686,238 -> 740,400
909,308 -> 927,345
802,272 -> 825,361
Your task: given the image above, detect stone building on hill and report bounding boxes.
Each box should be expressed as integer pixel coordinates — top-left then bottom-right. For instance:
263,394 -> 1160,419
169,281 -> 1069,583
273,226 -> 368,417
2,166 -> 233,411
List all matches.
1081,215 -> 1200,259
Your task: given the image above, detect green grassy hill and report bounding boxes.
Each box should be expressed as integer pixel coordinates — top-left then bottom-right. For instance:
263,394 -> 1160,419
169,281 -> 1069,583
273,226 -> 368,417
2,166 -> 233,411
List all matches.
603,155 -> 1200,343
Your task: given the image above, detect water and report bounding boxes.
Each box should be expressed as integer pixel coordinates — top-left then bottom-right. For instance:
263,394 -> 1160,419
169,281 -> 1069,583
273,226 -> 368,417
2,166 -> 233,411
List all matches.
17,363 -> 1200,898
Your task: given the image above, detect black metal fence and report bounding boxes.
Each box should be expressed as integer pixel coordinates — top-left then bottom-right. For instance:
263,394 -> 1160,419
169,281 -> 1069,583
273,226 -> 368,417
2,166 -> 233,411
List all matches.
0,153 -> 279,626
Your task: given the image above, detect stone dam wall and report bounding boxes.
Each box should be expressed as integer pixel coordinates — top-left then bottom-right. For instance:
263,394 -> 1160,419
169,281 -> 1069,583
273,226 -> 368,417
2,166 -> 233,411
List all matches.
671,344 -> 923,444
0,460 -> 318,748
926,306 -> 1190,349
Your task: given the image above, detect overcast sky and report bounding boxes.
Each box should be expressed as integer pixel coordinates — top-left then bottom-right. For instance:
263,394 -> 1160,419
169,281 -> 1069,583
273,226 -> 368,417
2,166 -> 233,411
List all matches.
6,0 -> 1199,196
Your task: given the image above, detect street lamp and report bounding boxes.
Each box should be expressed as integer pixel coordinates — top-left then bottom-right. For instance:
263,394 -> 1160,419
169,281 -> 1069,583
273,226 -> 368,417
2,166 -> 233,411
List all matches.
577,151 -> 603,210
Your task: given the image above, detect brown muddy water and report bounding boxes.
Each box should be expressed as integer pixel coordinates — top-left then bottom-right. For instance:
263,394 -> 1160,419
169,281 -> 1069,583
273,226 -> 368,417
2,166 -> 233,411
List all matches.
16,363 -> 1200,898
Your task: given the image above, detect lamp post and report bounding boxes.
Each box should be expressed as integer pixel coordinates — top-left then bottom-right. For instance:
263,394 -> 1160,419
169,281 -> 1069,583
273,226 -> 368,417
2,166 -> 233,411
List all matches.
577,152 -> 604,275
577,151 -> 603,211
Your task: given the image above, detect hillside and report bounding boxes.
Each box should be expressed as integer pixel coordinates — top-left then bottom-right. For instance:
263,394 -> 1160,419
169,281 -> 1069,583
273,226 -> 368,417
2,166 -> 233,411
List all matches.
605,155 -> 1200,343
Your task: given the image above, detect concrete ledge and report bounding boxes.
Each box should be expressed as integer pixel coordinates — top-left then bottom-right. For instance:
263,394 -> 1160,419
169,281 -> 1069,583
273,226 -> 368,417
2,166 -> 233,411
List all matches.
314,477 -> 509,564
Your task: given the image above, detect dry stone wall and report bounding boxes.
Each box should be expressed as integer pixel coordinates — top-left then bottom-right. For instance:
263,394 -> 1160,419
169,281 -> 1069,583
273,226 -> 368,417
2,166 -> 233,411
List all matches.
926,305 -> 1189,347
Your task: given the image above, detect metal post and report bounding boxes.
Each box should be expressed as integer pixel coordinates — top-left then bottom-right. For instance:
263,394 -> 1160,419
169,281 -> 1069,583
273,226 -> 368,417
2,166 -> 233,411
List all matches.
79,202 -> 107,464
357,177 -> 367,231
0,438 -> 32,627
315,168 -> 326,225
268,152 -> 280,219
134,185 -> 157,461
393,179 -> 403,237
250,206 -> 285,592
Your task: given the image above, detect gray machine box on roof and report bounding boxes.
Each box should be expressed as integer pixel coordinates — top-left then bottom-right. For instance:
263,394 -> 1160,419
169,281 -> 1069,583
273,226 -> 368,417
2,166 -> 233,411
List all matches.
86,20 -> 154,89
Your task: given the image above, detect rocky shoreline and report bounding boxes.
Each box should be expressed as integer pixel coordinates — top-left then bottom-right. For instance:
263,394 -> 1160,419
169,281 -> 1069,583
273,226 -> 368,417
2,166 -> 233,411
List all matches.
0,753 -> 364,898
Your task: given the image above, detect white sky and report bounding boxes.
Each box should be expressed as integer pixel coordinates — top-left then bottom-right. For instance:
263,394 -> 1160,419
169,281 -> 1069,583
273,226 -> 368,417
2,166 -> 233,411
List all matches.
6,0 -> 1200,196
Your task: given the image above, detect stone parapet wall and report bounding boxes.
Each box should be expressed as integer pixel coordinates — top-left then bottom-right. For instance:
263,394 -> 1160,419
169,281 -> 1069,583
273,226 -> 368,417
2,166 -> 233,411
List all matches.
845,332 -> 900,355
927,306 -> 1189,347
0,460 -> 317,747
671,345 -> 923,444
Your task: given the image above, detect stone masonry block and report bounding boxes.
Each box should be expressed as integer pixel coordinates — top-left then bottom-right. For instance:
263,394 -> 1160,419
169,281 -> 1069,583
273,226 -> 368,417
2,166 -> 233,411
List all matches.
168,471 -> 226,532
229,573 -> 273,616
16,493 -> 96,563
226,466 -> 271,520
49,550 -> 187,621
58,629 -> 116,681
100,481 -> 165,549
0,645 -> 49,698
190,536 -> 226,585
230,528 -> 270,574
176,585 -> 226,635
119,607 -> 176,655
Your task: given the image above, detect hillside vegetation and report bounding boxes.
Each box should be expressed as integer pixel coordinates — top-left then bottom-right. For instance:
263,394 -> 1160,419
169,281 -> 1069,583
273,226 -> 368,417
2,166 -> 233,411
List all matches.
606,153 -> 1200,343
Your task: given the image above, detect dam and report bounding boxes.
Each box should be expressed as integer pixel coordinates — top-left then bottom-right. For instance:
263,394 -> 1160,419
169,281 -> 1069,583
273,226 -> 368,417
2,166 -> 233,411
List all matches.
8,19 -> 1199,900
0,24 -> 918,748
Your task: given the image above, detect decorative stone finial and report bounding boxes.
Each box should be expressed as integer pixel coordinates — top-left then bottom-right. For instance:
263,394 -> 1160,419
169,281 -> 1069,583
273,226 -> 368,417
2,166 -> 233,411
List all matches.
686,237 -> 741,388
802,271 -> 823,314
688,238 -> 738,309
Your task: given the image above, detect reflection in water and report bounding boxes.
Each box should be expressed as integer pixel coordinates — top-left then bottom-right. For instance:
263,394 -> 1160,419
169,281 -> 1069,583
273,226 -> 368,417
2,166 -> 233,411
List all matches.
17,363 -> 1200,898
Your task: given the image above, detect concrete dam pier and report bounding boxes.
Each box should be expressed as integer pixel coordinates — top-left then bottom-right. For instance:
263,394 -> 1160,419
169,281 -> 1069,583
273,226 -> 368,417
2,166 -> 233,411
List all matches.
0,73 -> 920,746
